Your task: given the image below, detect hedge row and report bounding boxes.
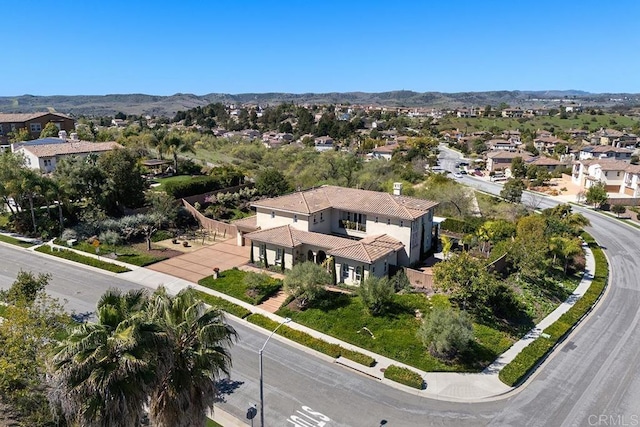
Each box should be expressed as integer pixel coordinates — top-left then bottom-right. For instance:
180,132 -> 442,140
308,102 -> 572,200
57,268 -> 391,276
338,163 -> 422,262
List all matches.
163,175 -> 242,199
440,217 -> 484,234
499,233 -> 607,386
195,291 -> 252,319
383,365 -> 425,389
246,314 -> 376,367
35,246 -> 131,273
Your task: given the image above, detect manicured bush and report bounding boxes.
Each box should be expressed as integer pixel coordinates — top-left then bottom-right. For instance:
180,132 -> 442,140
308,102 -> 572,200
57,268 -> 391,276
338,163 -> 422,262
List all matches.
440,217 -> 483,234
195,291 -> 252,319
384,365 -> 425,389
340,348 -> 376,367
499,233 -> 607,386
163,175 -> 241,198
35,246 -> 131,273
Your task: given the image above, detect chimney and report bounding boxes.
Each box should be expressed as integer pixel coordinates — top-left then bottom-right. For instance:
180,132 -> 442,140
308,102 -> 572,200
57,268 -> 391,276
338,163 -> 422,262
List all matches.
393,182 -> 403,196
58,130 -> 67,141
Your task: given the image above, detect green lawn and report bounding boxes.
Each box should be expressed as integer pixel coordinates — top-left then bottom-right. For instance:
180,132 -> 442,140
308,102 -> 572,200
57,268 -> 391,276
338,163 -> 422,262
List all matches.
199,269 -> 282,305
0,234 -> 37,248
69,241 -> 168,266
35,245 -> 131,273
276,292 -> 513,372
206,418 -> 223,427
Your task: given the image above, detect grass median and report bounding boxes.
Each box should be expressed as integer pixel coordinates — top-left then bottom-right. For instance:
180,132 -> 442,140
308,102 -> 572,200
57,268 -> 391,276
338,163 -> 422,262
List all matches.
35,245 -> 131,273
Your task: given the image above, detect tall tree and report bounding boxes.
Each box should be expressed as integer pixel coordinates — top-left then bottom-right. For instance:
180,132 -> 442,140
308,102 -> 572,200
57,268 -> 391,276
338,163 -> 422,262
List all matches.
585,182 -> 608,208
162,134 -> 195,174
500,178 -> 526,203
147,287 -> 237,427
98,148 -> 146,214
49,289 -> 169,427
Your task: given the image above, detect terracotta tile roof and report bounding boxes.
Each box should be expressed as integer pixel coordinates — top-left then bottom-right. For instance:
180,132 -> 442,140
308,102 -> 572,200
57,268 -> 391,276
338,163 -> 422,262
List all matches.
232,215 -> 258,232
527,156 -> 563,166
246,225 -> 402,263
252,185 -> 437,220
19,141 -> 120,158
576,159 -> 631,171
0,112 -> 72,122
582,145 -> 633,154
625,164 -> 640,174
486,151 -> 533,160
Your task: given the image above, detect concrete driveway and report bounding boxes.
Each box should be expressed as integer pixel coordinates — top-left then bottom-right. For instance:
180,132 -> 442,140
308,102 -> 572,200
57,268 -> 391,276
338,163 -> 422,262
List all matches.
147,238 -> 250,283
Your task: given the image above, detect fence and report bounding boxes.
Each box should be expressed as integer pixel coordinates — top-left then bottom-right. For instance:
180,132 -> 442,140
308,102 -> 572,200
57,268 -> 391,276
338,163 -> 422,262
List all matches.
403,267 -> 434,294
181,199 -> 237,240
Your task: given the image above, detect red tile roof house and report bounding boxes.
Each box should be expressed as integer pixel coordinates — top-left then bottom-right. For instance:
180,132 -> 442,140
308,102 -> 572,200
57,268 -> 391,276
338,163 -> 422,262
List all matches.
238,185 -> 438,285
12,138 -> 121,173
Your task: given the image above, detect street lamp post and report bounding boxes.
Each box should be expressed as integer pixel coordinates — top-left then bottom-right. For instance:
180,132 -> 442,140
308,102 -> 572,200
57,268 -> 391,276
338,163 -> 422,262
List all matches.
259,317 -> 291,427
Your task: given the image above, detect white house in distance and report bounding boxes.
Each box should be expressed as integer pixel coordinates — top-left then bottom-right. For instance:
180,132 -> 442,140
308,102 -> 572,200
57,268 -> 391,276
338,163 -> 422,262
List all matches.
238,184 -> 438,285
12,134 -> 120,173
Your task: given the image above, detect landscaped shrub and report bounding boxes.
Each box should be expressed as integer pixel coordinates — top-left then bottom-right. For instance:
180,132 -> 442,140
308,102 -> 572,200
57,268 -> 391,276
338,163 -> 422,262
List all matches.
35,246 -> 131,273
383,365 -> 425,389
98,230 -> 122,246
498,233 -> 607,386
163,176 -> 237,199
440,217 -> 483,234
340,348 -> 376,367
195,291 -> 251,319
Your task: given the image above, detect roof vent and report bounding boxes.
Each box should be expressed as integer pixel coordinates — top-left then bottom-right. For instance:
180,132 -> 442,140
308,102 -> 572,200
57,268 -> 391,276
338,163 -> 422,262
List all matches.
58,130 -> 67,141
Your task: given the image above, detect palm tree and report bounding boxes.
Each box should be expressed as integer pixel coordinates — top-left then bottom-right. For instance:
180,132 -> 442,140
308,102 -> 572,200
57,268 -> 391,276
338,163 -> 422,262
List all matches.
147,287 -> 237,427
49,288 -> 168,427
162,134 -> 195,175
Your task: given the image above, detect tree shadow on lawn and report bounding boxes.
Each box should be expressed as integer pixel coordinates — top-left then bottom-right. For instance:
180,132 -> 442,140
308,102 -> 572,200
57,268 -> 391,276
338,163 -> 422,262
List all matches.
313,292 -> 353,311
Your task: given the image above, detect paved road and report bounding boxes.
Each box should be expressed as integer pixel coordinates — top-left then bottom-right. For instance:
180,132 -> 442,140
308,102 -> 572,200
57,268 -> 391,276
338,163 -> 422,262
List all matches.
2,168 -> 639,426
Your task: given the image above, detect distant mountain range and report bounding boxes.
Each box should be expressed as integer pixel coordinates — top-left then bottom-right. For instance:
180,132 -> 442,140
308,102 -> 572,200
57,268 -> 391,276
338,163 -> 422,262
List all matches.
0,90 -> 638,117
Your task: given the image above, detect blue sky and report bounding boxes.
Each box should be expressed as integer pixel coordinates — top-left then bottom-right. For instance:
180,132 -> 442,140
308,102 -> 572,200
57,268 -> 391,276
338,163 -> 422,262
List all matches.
3,1 -> 639,95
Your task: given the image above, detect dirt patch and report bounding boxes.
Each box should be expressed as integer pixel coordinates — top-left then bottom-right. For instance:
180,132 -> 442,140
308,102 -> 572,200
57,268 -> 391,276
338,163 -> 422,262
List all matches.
131,242 -> 184,259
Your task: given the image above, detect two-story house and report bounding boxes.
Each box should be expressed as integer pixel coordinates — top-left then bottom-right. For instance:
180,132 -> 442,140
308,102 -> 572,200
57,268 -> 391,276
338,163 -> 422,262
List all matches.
578,145 -> 633,162
571,159 -> 630,191
0,112 -> 75,145
241,185 -> 438,285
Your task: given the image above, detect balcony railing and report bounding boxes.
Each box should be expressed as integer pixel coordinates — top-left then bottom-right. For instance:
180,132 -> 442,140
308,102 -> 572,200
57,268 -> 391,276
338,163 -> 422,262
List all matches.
339,220 -> 366,232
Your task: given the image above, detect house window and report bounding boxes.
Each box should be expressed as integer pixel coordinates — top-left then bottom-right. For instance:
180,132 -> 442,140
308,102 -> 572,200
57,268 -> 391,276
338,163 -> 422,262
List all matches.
293,215 -> 297,223
375,217 -> 378,223
275,248 -> 282,262
271,211 -> 275,219
320,212 -> 324,222
30,123 -> 41,133
384,261 -> 387,272
355,266 -> 362,281
387,218 -> 391,225
259,244 -> 267,261
617,171 -> 620,177
313,214 -> 317,224
400,221 -> 404,228
342,263 -> 350,279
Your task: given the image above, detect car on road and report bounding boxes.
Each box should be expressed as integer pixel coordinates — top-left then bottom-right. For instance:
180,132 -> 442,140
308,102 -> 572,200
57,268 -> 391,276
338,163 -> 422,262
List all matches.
453,172 -> 463,178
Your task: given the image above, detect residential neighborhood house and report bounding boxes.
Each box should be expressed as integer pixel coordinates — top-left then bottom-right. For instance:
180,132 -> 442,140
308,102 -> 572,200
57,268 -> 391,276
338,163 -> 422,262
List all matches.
237,185 -> 438,285
0,112 -> 75,145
